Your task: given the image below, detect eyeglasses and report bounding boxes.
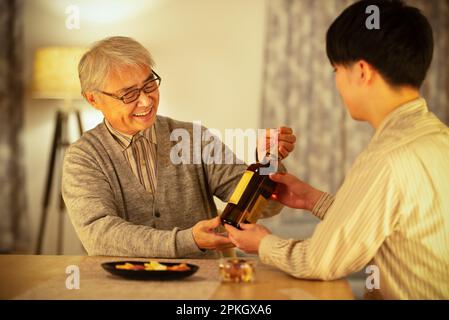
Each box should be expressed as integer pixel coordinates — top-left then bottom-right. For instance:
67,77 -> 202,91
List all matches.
98,70 -> 161,104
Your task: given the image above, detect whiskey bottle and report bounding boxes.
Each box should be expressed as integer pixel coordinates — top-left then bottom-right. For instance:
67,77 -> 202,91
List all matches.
220,154 -> 279,229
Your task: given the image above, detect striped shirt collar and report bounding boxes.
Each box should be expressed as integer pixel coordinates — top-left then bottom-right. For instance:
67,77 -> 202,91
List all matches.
104,119 -> 157,150
376,98 -> 427,130
368,97 -> 446,153
373,98 -> 428,138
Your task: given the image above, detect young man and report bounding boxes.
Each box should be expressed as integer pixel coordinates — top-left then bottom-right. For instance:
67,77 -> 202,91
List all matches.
62,36 -> 296,259
225,0 -> 449,299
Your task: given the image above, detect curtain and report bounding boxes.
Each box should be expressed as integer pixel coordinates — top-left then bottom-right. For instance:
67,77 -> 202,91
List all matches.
260,0 -> 449,240
409,0 -> 449,123
0,0 -> 28,253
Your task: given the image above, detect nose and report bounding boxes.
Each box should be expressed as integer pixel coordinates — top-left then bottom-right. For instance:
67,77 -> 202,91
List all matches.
136,89 -> 151,107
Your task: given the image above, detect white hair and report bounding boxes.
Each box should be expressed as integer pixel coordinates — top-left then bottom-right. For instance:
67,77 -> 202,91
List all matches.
78,36 -> 155,94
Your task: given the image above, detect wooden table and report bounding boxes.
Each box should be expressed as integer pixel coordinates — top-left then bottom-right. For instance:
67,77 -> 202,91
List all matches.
0,255 -> 354,300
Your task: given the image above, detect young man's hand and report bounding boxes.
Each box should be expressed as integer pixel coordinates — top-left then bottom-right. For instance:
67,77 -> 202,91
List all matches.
269,173 -> 323,211
224,223 -> 271,254
192,217 -> 234,251
257,127 -> 296,160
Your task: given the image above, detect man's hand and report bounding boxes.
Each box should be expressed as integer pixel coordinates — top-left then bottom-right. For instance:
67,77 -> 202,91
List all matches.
192,217 -> 234,251
258,127 -> 296,161
269,173 -> 323,211
224,223 -> 271,254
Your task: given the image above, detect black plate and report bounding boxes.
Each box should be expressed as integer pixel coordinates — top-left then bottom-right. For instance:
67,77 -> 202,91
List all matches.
101,261 -> 199,280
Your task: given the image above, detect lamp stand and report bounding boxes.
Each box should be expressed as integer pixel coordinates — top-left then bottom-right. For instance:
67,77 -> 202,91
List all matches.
35,103 -> 83,255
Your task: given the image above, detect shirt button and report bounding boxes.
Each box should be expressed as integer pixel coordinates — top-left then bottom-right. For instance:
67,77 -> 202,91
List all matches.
155,212 -> 161,218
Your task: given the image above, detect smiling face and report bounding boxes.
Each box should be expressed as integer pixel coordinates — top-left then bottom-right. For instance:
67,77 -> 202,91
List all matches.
88,65 -> 159,135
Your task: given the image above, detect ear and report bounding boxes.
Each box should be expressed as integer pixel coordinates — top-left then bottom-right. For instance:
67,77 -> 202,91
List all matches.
358,60 -> 375,85
84,91 -> 101,110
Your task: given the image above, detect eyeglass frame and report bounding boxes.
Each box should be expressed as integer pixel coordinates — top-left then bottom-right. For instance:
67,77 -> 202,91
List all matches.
97,70 -> 161,104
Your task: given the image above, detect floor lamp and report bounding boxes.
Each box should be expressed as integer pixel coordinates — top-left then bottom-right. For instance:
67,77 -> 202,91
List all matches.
31,47 -> 87,255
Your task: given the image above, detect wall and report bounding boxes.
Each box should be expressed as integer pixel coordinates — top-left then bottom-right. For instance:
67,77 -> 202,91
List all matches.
23,0 -> 267,254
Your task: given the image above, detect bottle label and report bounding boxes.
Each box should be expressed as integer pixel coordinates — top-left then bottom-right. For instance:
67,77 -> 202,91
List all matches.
246,195 -> 268,223
228,170 -> 254,205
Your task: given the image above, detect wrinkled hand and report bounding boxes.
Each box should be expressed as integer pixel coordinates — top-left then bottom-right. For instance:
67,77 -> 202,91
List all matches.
257,127 -> 296,161
269,173 -> 323,211
224,223 -> 271,254
192,217 -> 235,251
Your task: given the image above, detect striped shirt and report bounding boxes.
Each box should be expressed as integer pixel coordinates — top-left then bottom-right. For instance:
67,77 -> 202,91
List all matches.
259,98 -> 449,299
105,120 -> 158,193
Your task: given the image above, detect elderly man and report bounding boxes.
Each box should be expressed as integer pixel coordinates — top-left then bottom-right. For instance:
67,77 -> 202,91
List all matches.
62,36 -> 296,258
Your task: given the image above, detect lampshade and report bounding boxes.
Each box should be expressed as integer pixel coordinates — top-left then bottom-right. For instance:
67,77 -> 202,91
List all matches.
31,47 -> 87,100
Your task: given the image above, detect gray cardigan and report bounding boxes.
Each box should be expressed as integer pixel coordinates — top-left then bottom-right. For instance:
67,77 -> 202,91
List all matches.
62,115 -> 283,258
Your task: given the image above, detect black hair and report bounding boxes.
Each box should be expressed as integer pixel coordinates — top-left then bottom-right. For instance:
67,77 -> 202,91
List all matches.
326,0 -> 434,89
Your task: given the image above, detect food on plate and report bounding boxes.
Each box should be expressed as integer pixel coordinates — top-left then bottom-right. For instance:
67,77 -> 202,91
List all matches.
144,261 -> 168,271
115,261 -> 191,271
